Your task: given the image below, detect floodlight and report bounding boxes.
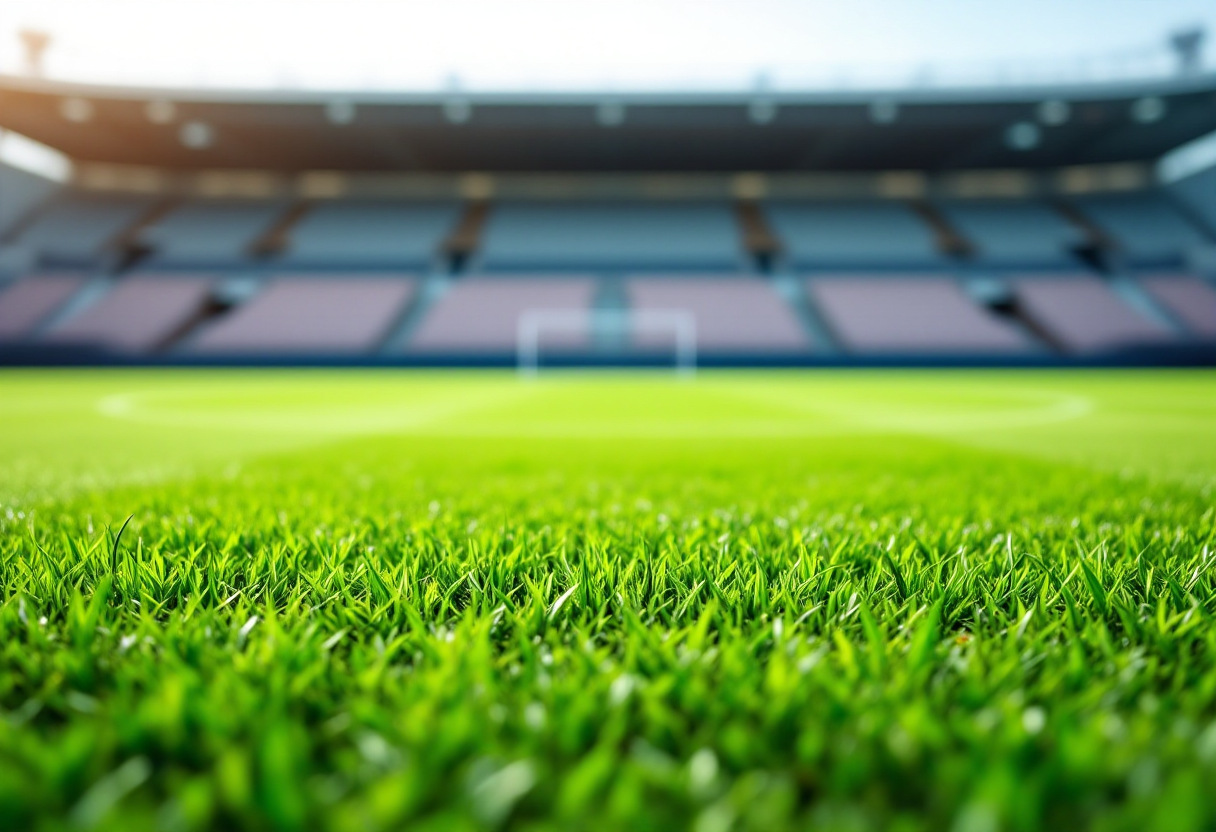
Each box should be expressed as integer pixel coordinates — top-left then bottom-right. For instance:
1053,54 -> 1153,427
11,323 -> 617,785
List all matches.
1037,100 -> 1071,126
444,99 -> 472,124
325,100 -> 357,125
748,99 -> 777,125
180,121 -> 214,149
869,99 -> 899,125
596,102 -> 626,127
18,30 -> 50,77
1131,96 -> 1166,124
59,97 -> 93,123
1005,121 -> 1041,151
145,100 -> 176,124
1170,26 -> 1206,75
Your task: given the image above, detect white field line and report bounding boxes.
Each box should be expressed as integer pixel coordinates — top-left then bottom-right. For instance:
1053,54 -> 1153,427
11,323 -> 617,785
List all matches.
717,384 -> 1094,433
96,380 -> 1093,440
95,384 -> 536,435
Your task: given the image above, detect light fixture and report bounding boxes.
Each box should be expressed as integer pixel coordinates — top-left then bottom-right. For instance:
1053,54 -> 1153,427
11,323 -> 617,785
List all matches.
748,99 -> 777,125
1037,100 -> 1070,126
443,99 -> 472,124
180,121 -> 214,150
1005,121 -> 1041,151
1131,96 -> 1166,124
145,99 -> 176,124
869,99 -> 899,125
59,97 -> 93,123
596,101 -> 625,127
325,100 -> 356,125
18,29 -> 51,77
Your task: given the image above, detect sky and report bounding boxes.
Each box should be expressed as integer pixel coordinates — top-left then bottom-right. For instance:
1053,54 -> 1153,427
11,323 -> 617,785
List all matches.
1,0 -> 1214,91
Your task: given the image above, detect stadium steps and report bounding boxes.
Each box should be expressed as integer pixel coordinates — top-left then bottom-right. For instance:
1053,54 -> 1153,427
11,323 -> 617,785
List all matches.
377,275 -> 453,354
1107,276 -> 1186,334
248,201 -> 314,260
442,201 -> 492,273
1009,275 -> 1176,353
1067,192 -> 1210,268
772,274 -> 839,354
107,198 -> 183,272
908,201 -> 974,260
735,200 -> 783,272
961,278 -> 1054,353
31,277 -> 115,336
589,278 -> 629,353
1046,198 -> 1117,271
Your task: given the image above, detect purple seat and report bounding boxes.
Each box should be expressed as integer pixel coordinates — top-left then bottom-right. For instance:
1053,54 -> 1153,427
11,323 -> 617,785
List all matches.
1138,275 -> 1216,339
408,277 -> 597,353
43,276 -> 213,352
191,276 -> 415,354
0,275 -> 88,340
809,277 -> 1030,353
626,277 -> 810,353
1012,276 -> 1173,353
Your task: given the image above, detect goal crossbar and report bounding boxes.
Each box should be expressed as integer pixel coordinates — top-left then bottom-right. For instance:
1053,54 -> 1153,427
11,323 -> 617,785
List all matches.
517,308 -> 697,376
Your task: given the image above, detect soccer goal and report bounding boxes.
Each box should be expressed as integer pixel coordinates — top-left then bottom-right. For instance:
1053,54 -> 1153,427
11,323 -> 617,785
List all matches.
516,309 -> 697,376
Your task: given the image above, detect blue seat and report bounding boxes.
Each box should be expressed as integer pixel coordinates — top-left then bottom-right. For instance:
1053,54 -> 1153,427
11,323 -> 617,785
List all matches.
937,200 -> 1084,268
280,201 -> 459,270
1074,192 -> 1208,267
478,202 -> 743,272
765,202 -> 944,270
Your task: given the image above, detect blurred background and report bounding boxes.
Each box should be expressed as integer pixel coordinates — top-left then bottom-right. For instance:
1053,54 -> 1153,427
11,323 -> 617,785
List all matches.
1,0 -> 1215,368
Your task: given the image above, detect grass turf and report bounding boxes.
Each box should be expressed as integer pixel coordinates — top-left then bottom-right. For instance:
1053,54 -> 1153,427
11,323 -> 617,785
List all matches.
1,369 -> 1215,831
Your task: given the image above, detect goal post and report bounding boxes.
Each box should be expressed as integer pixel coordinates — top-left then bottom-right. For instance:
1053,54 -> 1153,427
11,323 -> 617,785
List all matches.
516,309 -> 697,376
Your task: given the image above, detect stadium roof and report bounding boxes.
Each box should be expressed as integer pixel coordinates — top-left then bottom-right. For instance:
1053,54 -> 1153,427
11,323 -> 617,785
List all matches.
2,73 -> 1216,173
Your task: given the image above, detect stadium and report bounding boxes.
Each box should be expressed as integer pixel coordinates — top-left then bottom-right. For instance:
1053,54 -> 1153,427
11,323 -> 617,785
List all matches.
2,1 -> 1216,829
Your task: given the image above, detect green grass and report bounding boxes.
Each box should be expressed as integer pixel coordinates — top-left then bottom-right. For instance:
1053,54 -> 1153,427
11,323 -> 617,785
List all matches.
2,369 -> 1216,831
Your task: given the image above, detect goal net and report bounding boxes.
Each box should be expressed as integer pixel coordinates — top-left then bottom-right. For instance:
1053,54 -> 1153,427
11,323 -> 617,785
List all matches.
516,309 -> 697,376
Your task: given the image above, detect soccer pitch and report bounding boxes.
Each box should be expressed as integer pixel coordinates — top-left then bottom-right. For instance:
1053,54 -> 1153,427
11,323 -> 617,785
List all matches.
2,369 -> 1216,831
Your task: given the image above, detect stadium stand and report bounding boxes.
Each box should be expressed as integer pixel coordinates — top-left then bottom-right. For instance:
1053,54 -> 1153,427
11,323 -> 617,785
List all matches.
808,277 -> 1031,354
625,278 -> 811,353
1072,193 -> 1209,267
190,277 -> 416,354
765,202 -> 944,269
10,194 -> 152,267
0,274 -> 87,340
137,200 -> 286,267
0,161 -> 58,240
477,202 -> 743,271
279,201 -> 460,270
408,277 -> 597,353
936,200 -> 1085,268
42,276 -> 213,352
1138,275 -> 1216,339
1166,165 -> 1216,235
1011,276 -> 1174,353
